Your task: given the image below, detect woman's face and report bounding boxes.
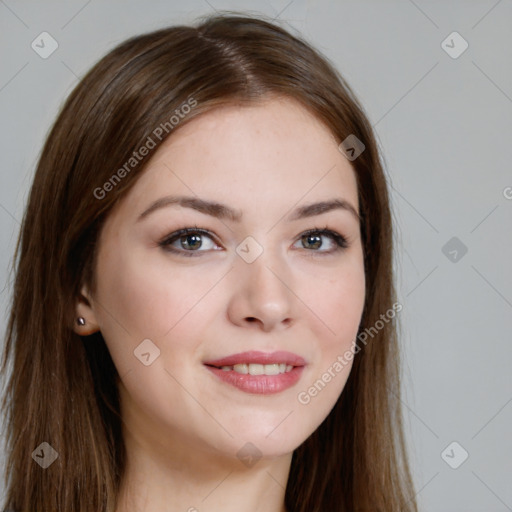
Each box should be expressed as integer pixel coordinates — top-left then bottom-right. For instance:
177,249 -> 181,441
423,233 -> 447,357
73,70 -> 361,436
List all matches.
80,97 -> 366,461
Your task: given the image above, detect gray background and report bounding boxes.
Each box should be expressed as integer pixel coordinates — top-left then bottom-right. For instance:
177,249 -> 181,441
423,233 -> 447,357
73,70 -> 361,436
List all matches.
1,0 -> 511,510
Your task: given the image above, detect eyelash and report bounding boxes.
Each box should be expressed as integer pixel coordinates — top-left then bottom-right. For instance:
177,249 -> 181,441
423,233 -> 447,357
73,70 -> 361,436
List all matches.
158,225 -> 349,258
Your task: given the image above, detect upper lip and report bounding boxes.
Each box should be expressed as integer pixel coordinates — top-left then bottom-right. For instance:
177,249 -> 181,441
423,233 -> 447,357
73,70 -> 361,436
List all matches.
204,350 -> 306,368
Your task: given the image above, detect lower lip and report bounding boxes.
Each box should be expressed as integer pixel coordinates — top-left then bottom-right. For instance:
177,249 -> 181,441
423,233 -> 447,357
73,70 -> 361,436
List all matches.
205,365 -> 305,394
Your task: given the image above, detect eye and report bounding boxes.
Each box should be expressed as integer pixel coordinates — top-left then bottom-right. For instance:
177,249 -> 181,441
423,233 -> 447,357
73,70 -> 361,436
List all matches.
158,226 -> 350,257
293,228 -> 349,255
158,227 -> 220,257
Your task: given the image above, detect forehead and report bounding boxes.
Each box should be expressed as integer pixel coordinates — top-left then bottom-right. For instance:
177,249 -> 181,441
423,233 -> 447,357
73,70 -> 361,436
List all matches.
109,97 -> 359,225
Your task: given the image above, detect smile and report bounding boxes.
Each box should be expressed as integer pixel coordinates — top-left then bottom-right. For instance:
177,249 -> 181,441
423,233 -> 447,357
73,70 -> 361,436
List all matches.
203,351 -> 306,394
217,363 -> 294,375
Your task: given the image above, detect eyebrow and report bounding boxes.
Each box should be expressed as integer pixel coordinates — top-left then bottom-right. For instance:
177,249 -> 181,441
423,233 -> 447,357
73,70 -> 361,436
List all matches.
136,195 -> 361,223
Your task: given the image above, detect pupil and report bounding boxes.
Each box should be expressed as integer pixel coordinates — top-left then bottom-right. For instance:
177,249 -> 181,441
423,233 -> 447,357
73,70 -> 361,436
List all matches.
184,234 -> 202,249
305,234 -> 321,249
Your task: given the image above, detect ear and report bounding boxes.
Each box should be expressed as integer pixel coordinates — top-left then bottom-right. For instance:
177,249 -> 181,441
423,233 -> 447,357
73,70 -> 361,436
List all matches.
72,284 -> 101,336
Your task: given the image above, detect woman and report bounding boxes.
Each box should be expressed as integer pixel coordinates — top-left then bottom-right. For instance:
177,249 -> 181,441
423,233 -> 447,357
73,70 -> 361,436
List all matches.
1,12 -> 417,512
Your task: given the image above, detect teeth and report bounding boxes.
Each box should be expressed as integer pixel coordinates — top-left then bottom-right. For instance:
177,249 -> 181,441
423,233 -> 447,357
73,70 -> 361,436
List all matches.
219,363 -> 294,375
249,364 -> 265,375
233,364 -> 249,374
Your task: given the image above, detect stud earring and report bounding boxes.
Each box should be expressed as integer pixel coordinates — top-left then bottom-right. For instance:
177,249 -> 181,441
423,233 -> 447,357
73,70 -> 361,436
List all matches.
76,317 -> 86,326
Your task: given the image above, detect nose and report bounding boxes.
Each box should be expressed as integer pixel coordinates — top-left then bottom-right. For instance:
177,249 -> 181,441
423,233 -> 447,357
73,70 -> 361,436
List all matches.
226,250 -> 296,332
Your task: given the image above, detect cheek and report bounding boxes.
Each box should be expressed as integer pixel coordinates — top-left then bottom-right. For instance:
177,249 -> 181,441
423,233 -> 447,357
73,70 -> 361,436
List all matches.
94,248 -> 226,355
302,257 -> 366,349
294,261 -> 364,425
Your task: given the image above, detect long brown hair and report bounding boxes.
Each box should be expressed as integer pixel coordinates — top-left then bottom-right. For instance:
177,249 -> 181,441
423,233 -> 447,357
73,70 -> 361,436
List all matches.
1,12 -> 417,512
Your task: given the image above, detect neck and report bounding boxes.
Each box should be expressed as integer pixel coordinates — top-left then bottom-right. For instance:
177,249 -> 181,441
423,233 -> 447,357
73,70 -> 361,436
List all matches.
115,423 -> 291,512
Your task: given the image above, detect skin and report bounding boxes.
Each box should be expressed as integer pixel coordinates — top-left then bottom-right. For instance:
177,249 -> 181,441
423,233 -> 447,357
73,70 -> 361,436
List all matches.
74,96 -> 366,512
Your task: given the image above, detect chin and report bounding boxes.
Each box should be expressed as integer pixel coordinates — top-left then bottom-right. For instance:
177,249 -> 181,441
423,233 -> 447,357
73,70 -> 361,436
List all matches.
222,422 -> 312,461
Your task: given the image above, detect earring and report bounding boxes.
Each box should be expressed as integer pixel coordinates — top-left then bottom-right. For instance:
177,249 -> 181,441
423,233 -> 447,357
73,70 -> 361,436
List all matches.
76,317 -> 86,326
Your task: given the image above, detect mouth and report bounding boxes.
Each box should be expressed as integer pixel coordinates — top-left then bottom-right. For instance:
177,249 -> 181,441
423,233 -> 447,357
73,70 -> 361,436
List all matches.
207,362 -> 295,375
203,350 -> 306,395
